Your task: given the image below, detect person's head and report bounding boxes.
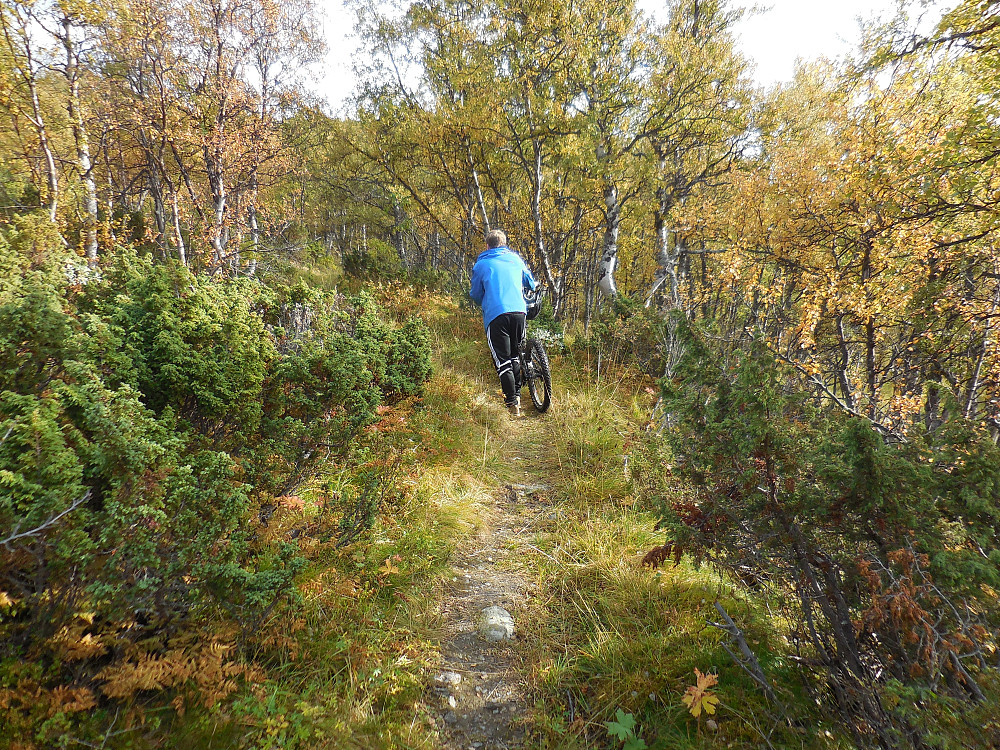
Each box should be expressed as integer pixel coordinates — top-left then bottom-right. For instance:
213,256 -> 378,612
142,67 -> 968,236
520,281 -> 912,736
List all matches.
485,229 -> 507,249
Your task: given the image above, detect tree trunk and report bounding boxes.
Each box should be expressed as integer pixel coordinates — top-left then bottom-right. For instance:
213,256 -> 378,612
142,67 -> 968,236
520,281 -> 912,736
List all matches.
247,199 -> 260,277
206,145 -> 228,266
171,192 -> 187,266
836,314 -> 855,410
61,16 -> 98,264
963,279 -> 999,420
0,9 -> 59,223
467,145 -> 490,235
529,139 -> 562,310
392,202 -> 406,264
34,84 -> 59,224
649,188 -> 682,309
597,182 -> 620,297
861,237 -> 877,418
150,170 -> 167,251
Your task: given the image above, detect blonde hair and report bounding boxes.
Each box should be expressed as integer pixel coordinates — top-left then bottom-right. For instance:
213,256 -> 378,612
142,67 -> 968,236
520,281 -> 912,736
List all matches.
485,229 -> 507,249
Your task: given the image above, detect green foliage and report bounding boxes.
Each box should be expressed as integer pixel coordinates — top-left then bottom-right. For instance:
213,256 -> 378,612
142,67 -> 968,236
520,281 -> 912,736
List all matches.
341,291 -> 433,400
657,323 -> 1000,748
606,709 -> 648,749
0,253 -> 289,640
0,166 -> 39,219
343,237 -> 403,279
584,295 -> 670,377
0,225 -> 434,743
527,296 -> 565,350
269,242 -> 343,291
386,317 -> 433,397
0,214 -> 69,293
90,256 -> 273,447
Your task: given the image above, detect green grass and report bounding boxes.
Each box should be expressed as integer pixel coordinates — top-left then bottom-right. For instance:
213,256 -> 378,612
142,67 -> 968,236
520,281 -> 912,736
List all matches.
155,288 -> 852,750
483,333 -> 848,750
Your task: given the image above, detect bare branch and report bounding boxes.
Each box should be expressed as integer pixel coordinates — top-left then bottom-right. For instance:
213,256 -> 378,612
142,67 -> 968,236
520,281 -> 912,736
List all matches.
2,491 -> 90,549
770,349 -> 905,443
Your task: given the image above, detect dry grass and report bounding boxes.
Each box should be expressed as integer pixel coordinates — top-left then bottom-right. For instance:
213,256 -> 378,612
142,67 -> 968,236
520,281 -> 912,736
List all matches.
501,354 -> 846,749
181,290 -> 848,750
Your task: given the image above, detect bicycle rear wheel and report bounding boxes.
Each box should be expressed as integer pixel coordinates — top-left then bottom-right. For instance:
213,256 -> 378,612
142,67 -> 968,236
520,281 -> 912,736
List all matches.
525,338 -> 552,413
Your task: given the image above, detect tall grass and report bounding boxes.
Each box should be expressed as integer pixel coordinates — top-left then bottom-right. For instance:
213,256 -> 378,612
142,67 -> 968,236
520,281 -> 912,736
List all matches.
511,351 -> 848,749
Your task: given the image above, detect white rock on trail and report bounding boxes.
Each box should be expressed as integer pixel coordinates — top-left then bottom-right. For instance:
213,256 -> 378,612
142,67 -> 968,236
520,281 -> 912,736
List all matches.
478,605 -> 515,641
435,671 -> 462,686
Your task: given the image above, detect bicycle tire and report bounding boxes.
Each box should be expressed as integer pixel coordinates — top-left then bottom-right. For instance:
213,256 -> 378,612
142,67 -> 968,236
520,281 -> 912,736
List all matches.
525,338 -> 552,413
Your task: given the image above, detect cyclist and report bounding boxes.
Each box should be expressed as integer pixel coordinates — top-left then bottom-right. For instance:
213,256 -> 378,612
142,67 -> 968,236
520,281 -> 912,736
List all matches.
470,229 -> 537,417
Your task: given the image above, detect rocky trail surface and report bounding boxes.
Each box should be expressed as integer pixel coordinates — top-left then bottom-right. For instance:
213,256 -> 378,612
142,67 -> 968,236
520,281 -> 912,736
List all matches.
428,443 -> 553,750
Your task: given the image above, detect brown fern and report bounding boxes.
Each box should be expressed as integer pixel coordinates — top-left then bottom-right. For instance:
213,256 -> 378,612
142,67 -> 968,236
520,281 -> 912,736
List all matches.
642,543 -> 682,568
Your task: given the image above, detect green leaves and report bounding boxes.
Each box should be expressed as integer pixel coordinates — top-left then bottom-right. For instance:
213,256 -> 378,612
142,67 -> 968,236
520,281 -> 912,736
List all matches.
0,228 -> 433,701
605,709 -> 647,749
605,709 -> 637,740
96,259 -> 273,447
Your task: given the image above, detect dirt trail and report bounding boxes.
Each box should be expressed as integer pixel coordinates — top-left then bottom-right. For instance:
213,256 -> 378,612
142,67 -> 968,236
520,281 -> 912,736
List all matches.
429,419 -> 552,750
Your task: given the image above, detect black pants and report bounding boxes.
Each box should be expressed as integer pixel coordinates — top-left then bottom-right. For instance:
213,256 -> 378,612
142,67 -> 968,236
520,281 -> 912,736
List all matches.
487,312 -> 525,405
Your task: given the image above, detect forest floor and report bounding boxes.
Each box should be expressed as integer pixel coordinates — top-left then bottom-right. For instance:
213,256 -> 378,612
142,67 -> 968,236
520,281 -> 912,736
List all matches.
369,291 -> 677,749
201,289 -> 849,750
415,305 -> 579,749
428,477 -> 543,749
377,292 -> 827,750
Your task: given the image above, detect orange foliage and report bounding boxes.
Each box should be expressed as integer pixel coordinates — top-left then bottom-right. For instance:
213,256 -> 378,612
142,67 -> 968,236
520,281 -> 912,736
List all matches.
97,639 -> 263,708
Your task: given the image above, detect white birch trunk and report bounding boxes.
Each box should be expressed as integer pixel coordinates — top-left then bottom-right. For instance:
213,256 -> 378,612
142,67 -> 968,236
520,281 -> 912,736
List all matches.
247,198 -> 259,276
33,82 -> 59,224
11,24 -> 59,222
171,192 -> 187,266
530,140 -> 562,309
207,151 -> 228,265
468,148 -> 490,234
60,17 -> 98,263
150,169 -> 167,247
964,277 -> 1000,419
596,183 -> 620,297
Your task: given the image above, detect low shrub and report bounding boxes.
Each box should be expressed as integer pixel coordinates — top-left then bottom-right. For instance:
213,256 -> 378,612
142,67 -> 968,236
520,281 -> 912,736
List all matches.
655,325 -> 1000,748
581,295 -> 670,377
0,226 -> 433,745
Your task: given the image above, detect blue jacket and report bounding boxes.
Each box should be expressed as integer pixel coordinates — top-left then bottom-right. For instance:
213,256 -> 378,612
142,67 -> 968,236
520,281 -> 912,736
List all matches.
470,246 -> 537,331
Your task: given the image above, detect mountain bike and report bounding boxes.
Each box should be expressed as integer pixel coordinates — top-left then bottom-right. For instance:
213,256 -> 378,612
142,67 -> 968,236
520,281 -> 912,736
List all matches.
518,289 -> 552,413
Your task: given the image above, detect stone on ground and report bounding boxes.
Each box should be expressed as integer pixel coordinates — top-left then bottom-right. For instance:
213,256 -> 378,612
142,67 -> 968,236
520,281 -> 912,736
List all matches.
478,605 -> 515,642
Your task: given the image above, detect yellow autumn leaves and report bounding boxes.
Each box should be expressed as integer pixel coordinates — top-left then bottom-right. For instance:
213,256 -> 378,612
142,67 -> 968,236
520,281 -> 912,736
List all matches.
681,668 -> 720,718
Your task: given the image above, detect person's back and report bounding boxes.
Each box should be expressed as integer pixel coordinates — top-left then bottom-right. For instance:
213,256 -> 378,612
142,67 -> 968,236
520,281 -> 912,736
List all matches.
470,230 -> 536,416
470,247 -> 531,331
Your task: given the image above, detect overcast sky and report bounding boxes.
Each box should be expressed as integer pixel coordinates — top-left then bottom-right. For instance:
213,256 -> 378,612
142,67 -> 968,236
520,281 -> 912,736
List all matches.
310,0 -> 957,112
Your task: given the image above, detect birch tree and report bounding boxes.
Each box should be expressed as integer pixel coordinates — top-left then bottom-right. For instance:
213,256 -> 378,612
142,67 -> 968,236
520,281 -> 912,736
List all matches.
0,0 -> 60,224
55,0 -> 100,262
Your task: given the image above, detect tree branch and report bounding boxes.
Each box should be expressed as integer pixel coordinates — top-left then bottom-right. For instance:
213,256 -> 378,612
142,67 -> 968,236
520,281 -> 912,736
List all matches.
2,491 -> 90,549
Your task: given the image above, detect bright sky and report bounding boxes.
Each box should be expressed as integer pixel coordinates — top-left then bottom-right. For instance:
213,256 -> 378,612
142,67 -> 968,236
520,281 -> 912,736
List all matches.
732,0 -> 956,85
311,0 -> 956,113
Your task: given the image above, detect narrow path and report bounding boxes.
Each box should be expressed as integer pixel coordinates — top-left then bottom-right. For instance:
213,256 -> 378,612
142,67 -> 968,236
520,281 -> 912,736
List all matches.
429,417 -> 552,750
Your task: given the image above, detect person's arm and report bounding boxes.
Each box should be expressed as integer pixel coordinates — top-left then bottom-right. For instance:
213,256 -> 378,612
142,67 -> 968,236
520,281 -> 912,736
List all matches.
470,264 -> 485,306
522,260 -> 538,292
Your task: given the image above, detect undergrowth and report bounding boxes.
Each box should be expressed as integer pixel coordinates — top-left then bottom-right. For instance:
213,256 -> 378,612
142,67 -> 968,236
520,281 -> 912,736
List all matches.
172,286 -> 511,749
215,289 -> 855,750
1,277 -> 890,749
511,356 -> 850,749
